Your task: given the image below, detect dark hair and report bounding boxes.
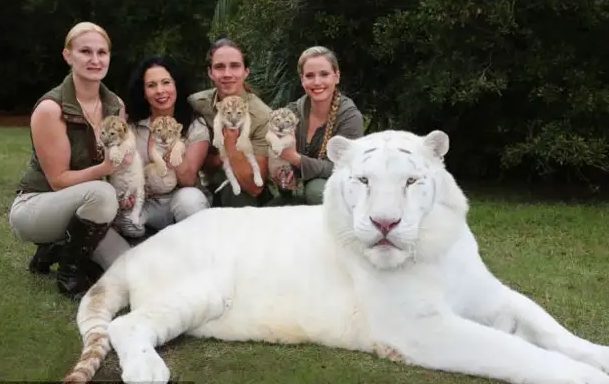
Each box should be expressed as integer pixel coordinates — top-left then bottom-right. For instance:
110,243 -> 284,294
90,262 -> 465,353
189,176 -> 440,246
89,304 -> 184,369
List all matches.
206,38 -> 250,69
126,56 -> 192,136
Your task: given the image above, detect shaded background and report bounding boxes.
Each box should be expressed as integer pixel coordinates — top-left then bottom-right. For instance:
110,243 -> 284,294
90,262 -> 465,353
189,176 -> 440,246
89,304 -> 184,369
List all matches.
1,0 -> 608,190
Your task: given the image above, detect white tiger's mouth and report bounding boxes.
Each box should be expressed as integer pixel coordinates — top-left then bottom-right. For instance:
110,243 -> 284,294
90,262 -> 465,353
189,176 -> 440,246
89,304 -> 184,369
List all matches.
374,238 -> 399,249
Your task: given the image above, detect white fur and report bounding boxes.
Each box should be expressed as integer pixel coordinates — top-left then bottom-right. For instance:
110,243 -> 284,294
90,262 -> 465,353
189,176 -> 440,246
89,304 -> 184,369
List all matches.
212,96 -> 264,195
104,127 -> 145,225
73,130 -> 609,384
144,120 -> 186,195
265,118 -> 296,188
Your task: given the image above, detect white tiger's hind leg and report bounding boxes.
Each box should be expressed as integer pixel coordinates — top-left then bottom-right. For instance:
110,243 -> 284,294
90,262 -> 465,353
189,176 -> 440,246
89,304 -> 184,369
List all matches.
127,187 -> 145,226
221,157 -> 241,195
490,287 -> 609,374
108,283 -> 226,384
244,152 -> 264,187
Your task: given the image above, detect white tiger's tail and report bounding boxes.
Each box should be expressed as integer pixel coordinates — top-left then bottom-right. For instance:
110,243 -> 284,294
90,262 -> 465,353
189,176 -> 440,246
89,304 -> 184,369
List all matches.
63,259 -> 129,383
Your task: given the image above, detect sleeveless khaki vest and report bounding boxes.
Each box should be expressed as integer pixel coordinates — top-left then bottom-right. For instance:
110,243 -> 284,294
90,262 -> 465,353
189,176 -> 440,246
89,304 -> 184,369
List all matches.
17,75 -> 121,193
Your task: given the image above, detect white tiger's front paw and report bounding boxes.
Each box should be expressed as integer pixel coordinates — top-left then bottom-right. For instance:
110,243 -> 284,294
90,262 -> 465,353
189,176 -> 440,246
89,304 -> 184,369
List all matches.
231,183 -> 241,195
551,362 -> 609,384
129,212 -> 141,226
582,345 -> 609,375
120,347 -> 170,384
169,151 -> 183,167
253,173 -> 264,187
271,145 -> 283,156
157,164 -> 168,177
110,153 -> 123,167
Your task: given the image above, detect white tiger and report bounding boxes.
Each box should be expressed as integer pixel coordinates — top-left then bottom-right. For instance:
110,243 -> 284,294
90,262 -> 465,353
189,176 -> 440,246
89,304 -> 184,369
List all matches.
144,115 -> 185,195
265,108 -> 298,189
212,95 -> 264,195
65,130 -> 609,384
99,116 -> 145,226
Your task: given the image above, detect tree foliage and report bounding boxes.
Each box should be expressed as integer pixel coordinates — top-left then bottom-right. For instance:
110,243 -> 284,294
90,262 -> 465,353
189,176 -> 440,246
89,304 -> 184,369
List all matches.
1,0 -> 215,111
2,0 -> 609,185
209,0 -> 609,184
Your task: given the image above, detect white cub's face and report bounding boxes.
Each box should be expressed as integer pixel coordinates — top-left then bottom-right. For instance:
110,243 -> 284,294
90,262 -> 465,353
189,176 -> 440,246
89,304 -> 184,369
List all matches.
268,108 -> 298,137
328,130 -> 448,270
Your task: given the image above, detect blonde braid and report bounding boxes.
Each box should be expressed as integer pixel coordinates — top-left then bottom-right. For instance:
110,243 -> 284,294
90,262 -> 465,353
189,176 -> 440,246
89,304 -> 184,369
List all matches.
318,90 -> 341,159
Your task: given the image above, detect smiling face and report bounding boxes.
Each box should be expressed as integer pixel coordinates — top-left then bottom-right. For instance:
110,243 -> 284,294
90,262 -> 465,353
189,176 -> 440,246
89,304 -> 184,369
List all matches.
208,46 -> 250,99
143,65 -> 177,117
63,31 -> 110,82
300,55 -> 340,104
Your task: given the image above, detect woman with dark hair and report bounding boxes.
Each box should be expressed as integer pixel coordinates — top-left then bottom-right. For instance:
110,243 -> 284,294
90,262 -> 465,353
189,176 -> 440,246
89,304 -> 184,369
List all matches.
188,38 -> 272,207
115,56 -> 210,238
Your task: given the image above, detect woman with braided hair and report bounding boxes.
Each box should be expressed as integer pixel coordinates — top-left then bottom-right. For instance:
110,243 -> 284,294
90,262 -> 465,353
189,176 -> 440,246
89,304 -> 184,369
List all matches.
270,46 -> 364,205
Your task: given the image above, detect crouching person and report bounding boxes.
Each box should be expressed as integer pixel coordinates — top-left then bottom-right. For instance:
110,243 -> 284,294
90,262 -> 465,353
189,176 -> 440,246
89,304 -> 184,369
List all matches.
8,22 -> 130,299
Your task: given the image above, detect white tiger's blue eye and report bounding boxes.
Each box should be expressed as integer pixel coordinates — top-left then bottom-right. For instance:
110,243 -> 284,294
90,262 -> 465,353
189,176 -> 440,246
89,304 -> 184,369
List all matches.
406,177 -> 418,186
358,177 -> 369,185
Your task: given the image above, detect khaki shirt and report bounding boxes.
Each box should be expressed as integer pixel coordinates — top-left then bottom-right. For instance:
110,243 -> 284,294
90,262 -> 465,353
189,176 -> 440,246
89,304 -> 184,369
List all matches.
187,88 -> 271,157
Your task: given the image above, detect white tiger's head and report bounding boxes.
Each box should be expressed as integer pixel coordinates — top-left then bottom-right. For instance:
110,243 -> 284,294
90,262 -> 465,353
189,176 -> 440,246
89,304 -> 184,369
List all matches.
100,115 -> 129,148
217,95 -> 249,129
150,116 -> 183,147
324,130 -> 468,270
268,108 -> 298,137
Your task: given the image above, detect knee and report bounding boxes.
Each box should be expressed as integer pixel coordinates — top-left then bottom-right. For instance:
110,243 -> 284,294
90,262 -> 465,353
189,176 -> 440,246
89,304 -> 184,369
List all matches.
81,181 -> 119,223
170,187 -> 209,221
304,178 -> 327,205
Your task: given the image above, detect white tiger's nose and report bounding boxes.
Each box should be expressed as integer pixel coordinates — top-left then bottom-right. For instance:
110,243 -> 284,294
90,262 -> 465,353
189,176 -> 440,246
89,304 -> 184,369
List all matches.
370,217 -> 401,236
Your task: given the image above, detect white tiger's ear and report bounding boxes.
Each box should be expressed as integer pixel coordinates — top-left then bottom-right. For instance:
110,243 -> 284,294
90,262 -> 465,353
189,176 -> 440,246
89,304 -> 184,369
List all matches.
424,130 -> 449,158
327,135 -> 353,164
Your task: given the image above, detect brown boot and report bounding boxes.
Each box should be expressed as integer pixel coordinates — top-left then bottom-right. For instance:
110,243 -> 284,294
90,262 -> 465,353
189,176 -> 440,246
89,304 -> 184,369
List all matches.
56,215 -> 109,299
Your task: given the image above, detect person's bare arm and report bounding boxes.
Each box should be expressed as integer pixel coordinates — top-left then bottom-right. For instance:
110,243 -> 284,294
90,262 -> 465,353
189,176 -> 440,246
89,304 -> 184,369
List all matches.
223,129 -> 267,197
172,140 -> 209,187
31,100 -> 113,191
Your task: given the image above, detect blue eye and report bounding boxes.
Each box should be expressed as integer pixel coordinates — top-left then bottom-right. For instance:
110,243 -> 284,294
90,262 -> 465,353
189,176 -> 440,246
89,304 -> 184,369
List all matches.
406,177 -> 417,186
358,177 -> 369,185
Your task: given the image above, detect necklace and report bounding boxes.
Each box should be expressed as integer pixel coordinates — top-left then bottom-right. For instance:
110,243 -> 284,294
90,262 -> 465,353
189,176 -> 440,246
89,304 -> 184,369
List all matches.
76,96 -> 101,130
76,96 -> 104,161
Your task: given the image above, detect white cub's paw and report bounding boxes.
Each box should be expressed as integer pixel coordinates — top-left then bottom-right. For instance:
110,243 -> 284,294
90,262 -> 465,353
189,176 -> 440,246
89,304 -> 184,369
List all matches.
169,151 -> 183,167
271,144 -> 282,156
129,212 -> 141,226
157,164 -> 168,177
253,173 -> 264,187
120,347 -> 170,384
110,153 -> 123,167
230,183 -> 241,195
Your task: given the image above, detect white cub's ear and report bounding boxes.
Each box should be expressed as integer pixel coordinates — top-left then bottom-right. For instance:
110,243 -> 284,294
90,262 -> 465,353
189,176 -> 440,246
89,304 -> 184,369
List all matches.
327,135 -> 353,164
424,130 -> 449,158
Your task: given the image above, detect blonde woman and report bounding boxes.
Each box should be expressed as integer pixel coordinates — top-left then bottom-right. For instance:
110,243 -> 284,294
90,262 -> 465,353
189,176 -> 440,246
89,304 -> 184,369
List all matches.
8,22 -> 129,299
271,46 -> 364,205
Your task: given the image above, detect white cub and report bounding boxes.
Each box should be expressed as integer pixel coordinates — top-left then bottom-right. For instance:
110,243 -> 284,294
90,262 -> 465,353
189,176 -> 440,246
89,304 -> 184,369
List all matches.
144,116 -> 186,195
265,107 -> 298,189
66,130 -> 609,384
99,116 -> 145,225
212,95 -> 264,195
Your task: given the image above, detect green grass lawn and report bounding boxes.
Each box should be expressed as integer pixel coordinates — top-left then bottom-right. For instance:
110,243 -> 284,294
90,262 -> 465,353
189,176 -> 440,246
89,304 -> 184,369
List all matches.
1,126 -> 608,383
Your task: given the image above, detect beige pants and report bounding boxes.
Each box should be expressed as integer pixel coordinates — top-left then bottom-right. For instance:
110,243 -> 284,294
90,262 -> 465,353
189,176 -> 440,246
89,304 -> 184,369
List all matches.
8,180 -> 130,269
